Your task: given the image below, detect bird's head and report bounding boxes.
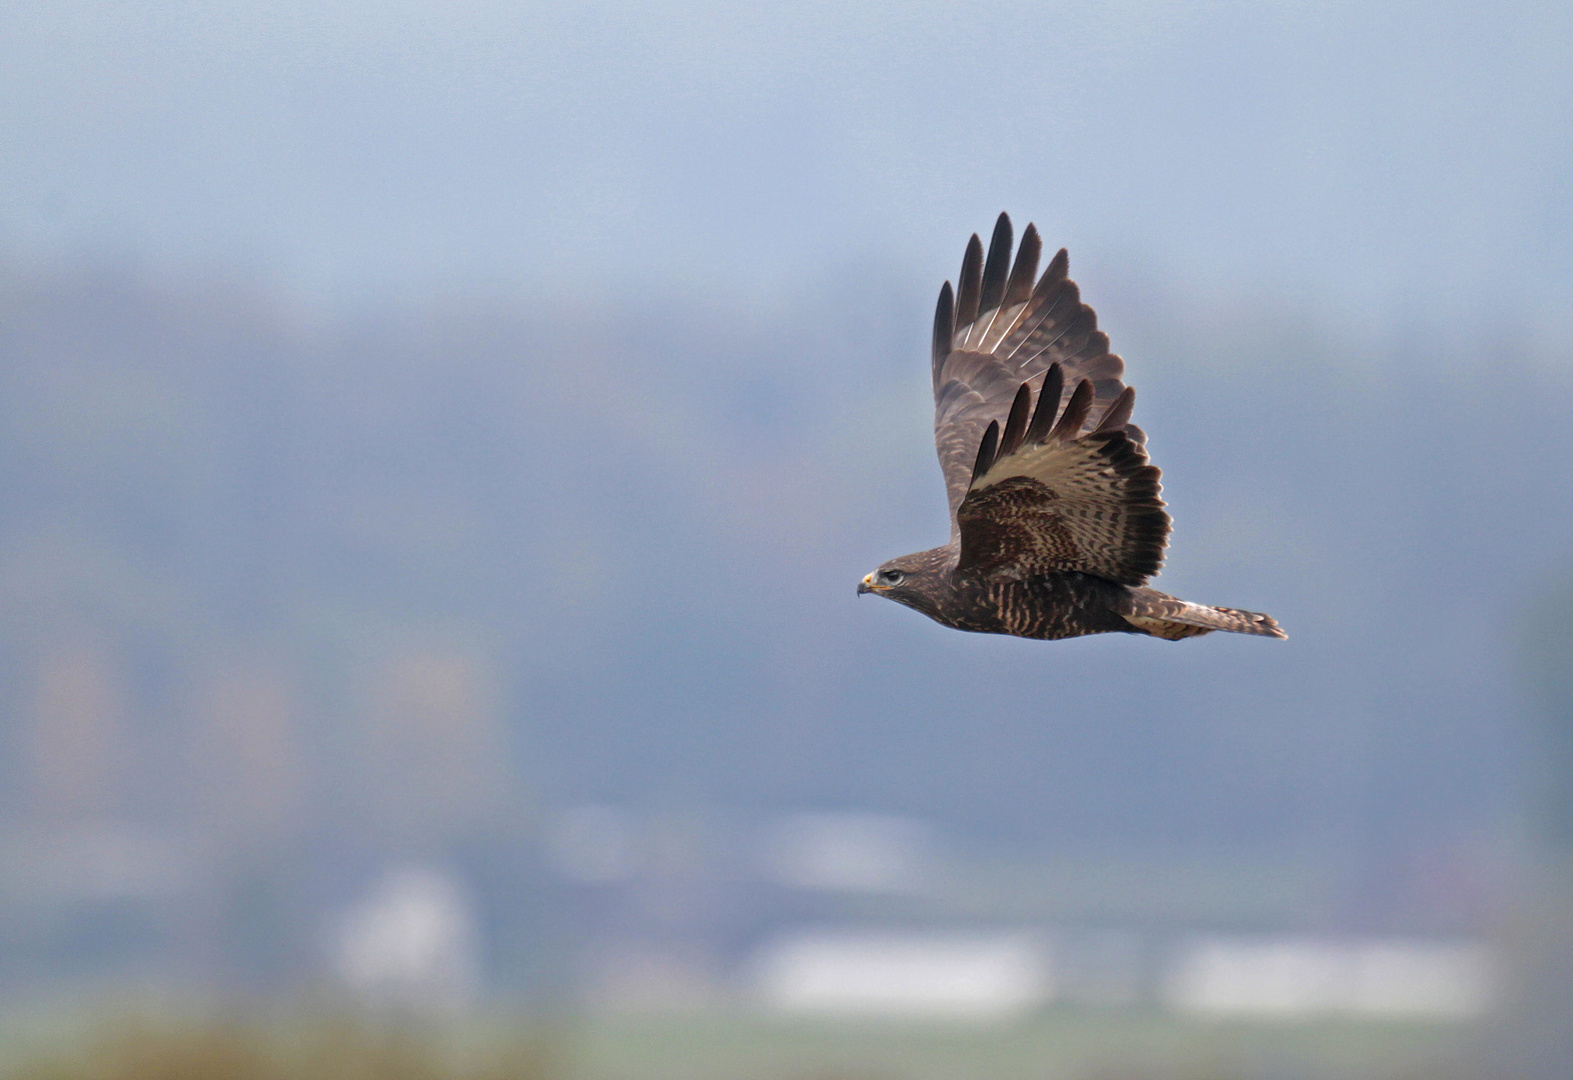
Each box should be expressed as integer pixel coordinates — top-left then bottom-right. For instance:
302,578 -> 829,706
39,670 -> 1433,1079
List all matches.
857,551 -> 947,614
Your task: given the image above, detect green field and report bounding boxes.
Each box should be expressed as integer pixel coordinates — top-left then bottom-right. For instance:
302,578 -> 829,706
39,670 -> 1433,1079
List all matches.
569,1011 -> 1473,1080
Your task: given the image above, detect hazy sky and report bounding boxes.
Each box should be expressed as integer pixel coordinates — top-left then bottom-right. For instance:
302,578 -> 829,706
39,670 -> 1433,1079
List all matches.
2,1 -> 1570,324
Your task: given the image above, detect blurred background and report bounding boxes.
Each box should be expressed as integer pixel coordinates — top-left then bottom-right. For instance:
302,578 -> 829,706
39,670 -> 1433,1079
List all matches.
2,1 -> 1572,1077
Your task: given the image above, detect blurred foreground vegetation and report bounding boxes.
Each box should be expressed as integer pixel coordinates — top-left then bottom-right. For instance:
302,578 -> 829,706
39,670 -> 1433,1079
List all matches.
5,1012 -> 554,1080
1,1008 -> 1476,1080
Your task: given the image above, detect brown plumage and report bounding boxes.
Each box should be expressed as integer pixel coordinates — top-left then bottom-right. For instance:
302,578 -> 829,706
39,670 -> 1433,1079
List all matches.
858,214 -> 1285,642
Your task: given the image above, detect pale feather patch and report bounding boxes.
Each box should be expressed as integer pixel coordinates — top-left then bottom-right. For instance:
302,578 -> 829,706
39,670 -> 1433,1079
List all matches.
972,438 -> 1115,495
1123,615 -> 1214,640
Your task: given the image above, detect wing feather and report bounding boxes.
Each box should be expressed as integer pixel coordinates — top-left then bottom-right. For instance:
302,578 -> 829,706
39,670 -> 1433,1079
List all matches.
1049,378 -> 1094,441
954,234 -> 984,330
997,382 -> 1032,458
968,213 -> 1014,348
1024,363 -> 1063,443
970,420 -> 1000,485
956,398 -> 1169,585
1003,224 -> 1041,310
932,215 -> 1145,541
931,281 -> 954,387
1093,385 -> 1136,434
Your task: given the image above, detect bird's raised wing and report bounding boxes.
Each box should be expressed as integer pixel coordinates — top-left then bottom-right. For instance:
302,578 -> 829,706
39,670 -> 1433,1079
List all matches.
932,213 -> 1133,532
953,373 -> 1168,586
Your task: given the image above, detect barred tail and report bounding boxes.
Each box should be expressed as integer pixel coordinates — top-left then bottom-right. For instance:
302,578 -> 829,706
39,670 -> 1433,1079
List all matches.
1124,589 -> 1286,640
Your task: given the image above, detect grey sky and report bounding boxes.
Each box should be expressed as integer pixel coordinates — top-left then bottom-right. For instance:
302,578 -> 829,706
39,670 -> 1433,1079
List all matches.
2,0 -> 1570,323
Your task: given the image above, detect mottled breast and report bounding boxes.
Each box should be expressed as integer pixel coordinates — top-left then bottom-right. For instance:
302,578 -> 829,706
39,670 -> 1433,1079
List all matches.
942,571 -> 1138,641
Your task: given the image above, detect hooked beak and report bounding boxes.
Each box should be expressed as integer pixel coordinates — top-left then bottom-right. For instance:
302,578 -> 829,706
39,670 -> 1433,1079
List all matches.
857,572 -> 879,596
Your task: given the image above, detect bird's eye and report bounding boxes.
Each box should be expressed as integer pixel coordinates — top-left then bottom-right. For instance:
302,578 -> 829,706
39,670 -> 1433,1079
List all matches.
881,570 -> 906,585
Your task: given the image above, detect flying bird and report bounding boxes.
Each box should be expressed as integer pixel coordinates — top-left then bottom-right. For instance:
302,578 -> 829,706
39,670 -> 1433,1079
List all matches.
858,214 -> 1284,642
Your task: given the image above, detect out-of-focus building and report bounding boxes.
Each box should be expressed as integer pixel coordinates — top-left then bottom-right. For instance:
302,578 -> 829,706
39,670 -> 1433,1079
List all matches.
352,649 -> 511,844
195,658 -> 301,840
331,864 -> 481,1013
1164,935 -> 1493,1019
751,930 -> 1050,1020
26,639 -> 128,825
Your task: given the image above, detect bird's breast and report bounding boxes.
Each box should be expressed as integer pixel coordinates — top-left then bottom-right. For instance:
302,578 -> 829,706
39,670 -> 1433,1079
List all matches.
932,571 -> 1135,640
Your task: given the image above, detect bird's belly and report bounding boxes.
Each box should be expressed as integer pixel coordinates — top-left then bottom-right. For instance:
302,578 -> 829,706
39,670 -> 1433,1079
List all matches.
938,573 -> 1137,641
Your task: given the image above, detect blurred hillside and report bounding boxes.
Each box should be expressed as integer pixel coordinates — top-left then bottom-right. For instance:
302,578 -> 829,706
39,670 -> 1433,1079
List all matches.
0,253 -> 1569,1004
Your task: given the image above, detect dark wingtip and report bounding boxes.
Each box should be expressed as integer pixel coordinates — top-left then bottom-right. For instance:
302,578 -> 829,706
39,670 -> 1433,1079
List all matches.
1093,385 -> 1136,434
998,382 -> 1032,458
978,213 -> 1013,317
1051,379 -> 1094,440
932,280 -> 955,375
1036,247 -> 1069,295
1004,224 -> 1041,308
1025,362 -> 1063,444
970,420 -> 1000,484
955,234 -> 984,328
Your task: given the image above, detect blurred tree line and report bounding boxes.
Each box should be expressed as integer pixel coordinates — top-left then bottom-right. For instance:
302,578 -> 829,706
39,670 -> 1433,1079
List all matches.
2,253 -> 1572,999
1525,578 -> 1573,850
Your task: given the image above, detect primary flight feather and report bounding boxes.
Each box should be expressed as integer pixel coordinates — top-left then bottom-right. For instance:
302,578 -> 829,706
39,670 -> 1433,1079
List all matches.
858,213 -> 1285,642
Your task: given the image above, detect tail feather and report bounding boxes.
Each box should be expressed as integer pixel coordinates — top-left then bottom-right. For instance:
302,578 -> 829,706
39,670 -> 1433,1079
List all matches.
1124,589 -> 1286,640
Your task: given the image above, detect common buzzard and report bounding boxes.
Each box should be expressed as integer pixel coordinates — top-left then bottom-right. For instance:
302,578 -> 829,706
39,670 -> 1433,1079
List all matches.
858,214 -> 1285,642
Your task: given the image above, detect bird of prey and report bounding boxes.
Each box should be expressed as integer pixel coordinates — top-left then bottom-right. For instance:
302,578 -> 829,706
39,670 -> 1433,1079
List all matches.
858,214 -> 1284,642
